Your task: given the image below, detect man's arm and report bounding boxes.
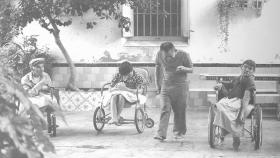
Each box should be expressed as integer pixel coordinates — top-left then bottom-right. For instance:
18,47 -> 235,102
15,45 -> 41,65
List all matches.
112,74 -> 145,94
237,90 -> 251,123
155,65 -> 161,93
31,73 -> 52,92
21,74 -> 37,96
154,51 -> 162,93
122,86 -> 138,94
21,74 -> 32,91
178,53 -> 193,73
215,80 -> 233,91
237,76 -> 256,123
109,73 -> 120,92
179,67 -> 193,73
112,82 -> 139,94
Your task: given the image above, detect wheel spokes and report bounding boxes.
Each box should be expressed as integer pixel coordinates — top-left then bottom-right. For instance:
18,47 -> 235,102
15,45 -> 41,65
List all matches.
136,110 -> 144,129
214,126 -> 222,145
96,110 -> 105,127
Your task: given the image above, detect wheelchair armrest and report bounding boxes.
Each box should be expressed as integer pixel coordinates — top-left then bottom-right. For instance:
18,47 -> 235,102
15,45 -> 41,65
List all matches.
137,84 -> 147,96
142,85 -> 148,95
136,87 -> 142,101
101,82 -> 111,95
215,85 -> 229,101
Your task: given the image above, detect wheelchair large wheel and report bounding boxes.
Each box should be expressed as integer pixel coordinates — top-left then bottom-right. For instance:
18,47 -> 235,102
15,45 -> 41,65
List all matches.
93,107 -> 106,132
277,110 -> 280,121
47,112 -> 56,137
208,105 -> 221,148
253,105 -> 262,150
135,108 -> 145,133
47,113 -> 52,134
51,114 -> 56,137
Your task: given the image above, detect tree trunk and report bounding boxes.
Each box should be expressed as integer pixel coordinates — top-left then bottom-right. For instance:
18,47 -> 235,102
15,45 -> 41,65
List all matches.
52,32 -> 79,91
47,15 -> 79,91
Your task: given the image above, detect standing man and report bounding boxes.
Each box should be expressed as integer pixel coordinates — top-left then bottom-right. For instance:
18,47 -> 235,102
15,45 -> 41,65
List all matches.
154,42 -> 193,141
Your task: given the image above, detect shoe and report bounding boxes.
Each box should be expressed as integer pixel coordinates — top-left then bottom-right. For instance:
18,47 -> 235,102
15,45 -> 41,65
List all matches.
108,120 -> 116,124
221,136 -> 225,142
218,128 -> 227,145
108,120 -> 121,126
233,137 -> 240,151
118,116 -> 125,123
154,135 -> 166,141
107,116 -> 112,121
217,136 -> 225,146
174,134 -> 185,140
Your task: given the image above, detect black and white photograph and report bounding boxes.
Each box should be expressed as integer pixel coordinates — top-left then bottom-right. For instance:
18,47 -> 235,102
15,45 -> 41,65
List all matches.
0,0 -> 279,158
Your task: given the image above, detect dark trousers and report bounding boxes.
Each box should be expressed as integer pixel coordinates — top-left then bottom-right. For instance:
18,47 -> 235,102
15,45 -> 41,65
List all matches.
157,83 -> 188,137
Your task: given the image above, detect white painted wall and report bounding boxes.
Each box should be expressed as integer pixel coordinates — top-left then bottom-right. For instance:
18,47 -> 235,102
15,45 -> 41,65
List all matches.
21,0 -> 280,64
20,11 -> 125,62
188,0 -> 280,63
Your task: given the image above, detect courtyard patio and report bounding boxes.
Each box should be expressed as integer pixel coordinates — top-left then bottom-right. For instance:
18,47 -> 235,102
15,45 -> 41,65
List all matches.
45,108 -> 280,158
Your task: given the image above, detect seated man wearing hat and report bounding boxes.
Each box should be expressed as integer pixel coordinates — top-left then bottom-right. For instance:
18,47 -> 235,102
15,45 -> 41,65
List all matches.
20,58 -> 58,112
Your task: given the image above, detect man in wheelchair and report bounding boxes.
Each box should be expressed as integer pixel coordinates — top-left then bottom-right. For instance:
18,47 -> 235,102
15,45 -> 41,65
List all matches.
213,60 -> 256,151
107,61 -> 146,125
20,58 -> 59,127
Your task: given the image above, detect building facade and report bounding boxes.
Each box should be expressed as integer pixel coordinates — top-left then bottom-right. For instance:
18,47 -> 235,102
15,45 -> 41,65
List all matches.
19,0 -> 280,110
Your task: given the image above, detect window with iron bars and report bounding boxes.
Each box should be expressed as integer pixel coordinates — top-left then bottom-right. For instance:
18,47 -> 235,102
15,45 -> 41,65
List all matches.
133,0 -> 181,37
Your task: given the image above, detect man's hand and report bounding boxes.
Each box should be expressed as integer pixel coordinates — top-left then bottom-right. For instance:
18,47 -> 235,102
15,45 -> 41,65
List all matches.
236,90 -> 251,125
235,113 -> 245,125
28,89 -> 38,97
176,66 -> 186,72
114,82 -> 127,91
41,85 -> 49,91
176,66 -> 193,73
156,87 -> 161,94
110,87 -> 118,92
214,83 -> 223,91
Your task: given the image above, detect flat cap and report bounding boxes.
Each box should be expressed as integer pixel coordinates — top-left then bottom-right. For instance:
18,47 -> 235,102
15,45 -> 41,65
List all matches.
29,58 -> 45,67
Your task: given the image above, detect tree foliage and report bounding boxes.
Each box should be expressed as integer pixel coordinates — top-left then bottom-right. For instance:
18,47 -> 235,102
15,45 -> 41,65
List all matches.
14,0 -> 152,31
0,0 -> 18,46
0,61 -> 55,158
1,36 -> 56,82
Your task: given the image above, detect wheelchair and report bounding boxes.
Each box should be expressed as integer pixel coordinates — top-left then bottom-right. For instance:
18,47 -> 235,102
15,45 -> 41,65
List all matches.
93,68 -> 154,134
208,82 -> 262,150
16,87 -> 59,137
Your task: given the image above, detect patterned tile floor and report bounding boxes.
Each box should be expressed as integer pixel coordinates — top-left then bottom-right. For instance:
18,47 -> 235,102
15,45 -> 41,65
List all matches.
59,91 -> 101,111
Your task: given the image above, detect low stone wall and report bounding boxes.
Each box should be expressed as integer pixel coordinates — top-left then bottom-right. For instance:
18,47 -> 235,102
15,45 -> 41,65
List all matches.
52,63 -> 280,111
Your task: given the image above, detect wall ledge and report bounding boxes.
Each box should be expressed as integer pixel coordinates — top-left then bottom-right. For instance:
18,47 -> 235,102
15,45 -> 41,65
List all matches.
52,62 -> 280,68
123,40 -> 189,47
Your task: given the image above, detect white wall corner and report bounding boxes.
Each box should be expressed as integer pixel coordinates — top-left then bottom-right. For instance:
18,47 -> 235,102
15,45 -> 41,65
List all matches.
181,0 -> 190,39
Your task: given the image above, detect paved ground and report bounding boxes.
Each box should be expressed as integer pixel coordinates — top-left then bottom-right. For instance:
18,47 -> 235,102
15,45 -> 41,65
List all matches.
45,108 -> 280,158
